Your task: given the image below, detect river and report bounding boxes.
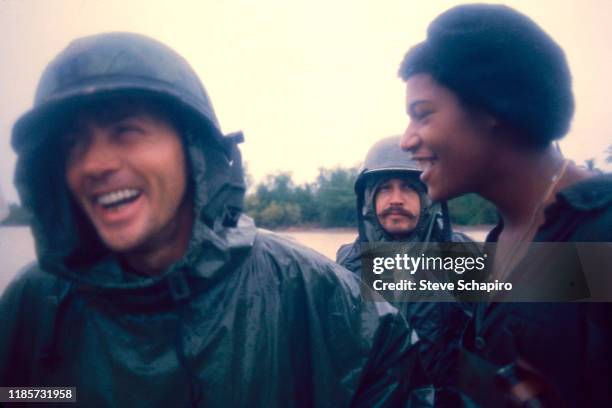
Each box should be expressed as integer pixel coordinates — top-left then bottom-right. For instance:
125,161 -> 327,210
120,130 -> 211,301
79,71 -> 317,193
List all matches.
0,225 -> 490,294
0,226 -> 36,294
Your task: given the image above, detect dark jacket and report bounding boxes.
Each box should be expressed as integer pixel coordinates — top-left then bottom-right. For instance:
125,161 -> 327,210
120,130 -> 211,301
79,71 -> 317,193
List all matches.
1,71 -> 420,408
1,224 -> 419,407
459,173 -> 612,407
336,172 -> 478,407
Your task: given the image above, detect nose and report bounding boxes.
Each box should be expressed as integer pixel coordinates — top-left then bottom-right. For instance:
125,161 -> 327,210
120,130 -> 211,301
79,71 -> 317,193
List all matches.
389,186 -> 404,206
400,122 -> 420,152
75,132 -> 121,181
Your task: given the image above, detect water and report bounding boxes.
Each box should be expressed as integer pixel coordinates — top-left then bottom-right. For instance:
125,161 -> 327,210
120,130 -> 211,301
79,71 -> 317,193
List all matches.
0,226 -> 36,295
0,225 -> 491,294
282,226 -> 491,260
280,229 -> 357,260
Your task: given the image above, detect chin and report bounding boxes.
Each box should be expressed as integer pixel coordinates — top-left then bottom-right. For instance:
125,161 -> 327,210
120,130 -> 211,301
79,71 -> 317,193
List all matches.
98,230 -> 146,253
428,181 -> 464,202
387,227 -> 416,239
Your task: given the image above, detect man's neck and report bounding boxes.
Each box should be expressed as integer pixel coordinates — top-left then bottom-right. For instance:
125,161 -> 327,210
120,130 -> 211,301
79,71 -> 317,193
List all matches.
480,145 -> 590,230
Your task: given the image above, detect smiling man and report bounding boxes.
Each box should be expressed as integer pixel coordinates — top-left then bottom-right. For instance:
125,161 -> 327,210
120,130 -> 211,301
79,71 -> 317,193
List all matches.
398,4 -> 612,405
0,32 -> 419,406
61,99 -> 193,274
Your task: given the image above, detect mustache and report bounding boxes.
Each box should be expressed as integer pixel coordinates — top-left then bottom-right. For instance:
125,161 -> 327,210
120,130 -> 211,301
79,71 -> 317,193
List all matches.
379,206 -> 417,219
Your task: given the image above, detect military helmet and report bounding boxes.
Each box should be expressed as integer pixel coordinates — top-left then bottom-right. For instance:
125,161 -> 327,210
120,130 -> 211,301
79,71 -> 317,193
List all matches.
11,32 -> 225,152
354,135 -> 422,194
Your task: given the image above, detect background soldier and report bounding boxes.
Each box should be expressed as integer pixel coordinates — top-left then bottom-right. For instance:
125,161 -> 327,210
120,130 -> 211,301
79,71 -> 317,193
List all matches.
337,135 -> 471,272
337,135 -> 476,406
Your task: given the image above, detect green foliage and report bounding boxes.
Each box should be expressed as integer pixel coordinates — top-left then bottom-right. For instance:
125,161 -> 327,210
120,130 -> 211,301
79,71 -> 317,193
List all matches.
314,167 -> 358,227
257,201 -> 302,228
245,167 -> 358,228
294,185 -> 319,223
447,194 -> 497,225
245,167 -> 498,228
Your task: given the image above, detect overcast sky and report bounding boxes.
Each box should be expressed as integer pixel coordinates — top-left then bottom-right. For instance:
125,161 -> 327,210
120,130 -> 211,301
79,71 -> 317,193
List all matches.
1,0 -> 610,202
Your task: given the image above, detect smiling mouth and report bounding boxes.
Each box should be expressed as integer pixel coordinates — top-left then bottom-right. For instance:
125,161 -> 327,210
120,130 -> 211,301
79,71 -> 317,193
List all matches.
94,188 -> 142,210
413,157 -> 438,172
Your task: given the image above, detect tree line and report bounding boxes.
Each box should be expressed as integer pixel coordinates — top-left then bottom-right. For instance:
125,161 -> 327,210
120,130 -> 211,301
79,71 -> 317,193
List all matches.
245,166 -> 499,229
245,146 -> 612,229
3,146 -> 610,229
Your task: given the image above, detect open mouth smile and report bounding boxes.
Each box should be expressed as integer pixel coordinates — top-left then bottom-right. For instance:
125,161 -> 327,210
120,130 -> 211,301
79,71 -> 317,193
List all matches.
94,188 -> 142,209
413,156 -> 438,181
413,156 -> 438,169
84,187 -> 146,227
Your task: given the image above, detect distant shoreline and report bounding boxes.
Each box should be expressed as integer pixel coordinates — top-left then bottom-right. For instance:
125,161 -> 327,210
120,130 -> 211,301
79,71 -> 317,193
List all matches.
272,224 -> 494,234
273,226 -> 356,233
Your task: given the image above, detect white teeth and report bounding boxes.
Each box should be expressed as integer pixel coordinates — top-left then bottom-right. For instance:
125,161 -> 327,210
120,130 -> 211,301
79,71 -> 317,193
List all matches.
97,189 -> 140,206
419,159 -> 436,172
415,160 -> 431,172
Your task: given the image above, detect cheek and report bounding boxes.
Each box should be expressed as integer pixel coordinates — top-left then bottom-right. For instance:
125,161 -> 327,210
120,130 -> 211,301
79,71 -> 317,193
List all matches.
406,193 -> 421,213
65,162 -> 82,198
437,121 -> 480,164
419,123 -> 452,160
158,144 -> 188,203
457,131 -> 494,170
443,137 -> 495,195
374,195 -> 386,214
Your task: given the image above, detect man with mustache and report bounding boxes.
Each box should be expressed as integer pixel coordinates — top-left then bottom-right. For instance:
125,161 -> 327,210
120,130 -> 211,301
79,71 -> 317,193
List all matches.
337,135 -> 475,406
336,136 -> 467,273
375,182 -> 420,239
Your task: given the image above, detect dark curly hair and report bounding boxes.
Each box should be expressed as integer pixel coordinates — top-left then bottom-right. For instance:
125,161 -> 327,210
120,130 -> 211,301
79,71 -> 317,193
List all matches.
399,4 -> 574,148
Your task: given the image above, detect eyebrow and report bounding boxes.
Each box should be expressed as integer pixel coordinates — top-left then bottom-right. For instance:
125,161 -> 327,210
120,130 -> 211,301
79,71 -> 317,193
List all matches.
407,100 -> 429,116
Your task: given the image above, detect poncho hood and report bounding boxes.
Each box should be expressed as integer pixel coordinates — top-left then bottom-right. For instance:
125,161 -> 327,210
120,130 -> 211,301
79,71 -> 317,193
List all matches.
11,32 -> 253,295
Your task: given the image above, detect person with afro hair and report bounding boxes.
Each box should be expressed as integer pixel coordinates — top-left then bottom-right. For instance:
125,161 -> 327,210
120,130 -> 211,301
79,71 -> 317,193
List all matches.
400,4 -> 612,407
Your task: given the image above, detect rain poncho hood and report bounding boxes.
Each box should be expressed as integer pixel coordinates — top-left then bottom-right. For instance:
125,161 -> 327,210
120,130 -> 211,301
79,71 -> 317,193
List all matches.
10,32 -> 249,293
2,32 -> 420,407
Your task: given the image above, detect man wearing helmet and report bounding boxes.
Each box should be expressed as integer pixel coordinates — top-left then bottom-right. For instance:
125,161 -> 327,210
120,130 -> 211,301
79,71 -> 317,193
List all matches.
0,33 -> 419,406
374,178 -> 421,240
337,135 -> 468,272
337,136 -> 476,406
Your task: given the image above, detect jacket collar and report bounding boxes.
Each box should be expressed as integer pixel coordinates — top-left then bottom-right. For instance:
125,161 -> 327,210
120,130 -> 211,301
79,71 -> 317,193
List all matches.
554,173 -> 612,212
487,173 -> 612,242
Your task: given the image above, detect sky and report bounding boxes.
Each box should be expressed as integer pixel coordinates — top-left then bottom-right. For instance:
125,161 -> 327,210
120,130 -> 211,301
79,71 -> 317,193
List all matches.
1,0 -> 610,202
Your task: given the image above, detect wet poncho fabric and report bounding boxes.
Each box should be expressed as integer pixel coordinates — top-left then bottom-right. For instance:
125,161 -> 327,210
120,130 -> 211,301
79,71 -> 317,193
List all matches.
0,32 -> 420,407
458,174 -> 612,406
336,171 -> 476,407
